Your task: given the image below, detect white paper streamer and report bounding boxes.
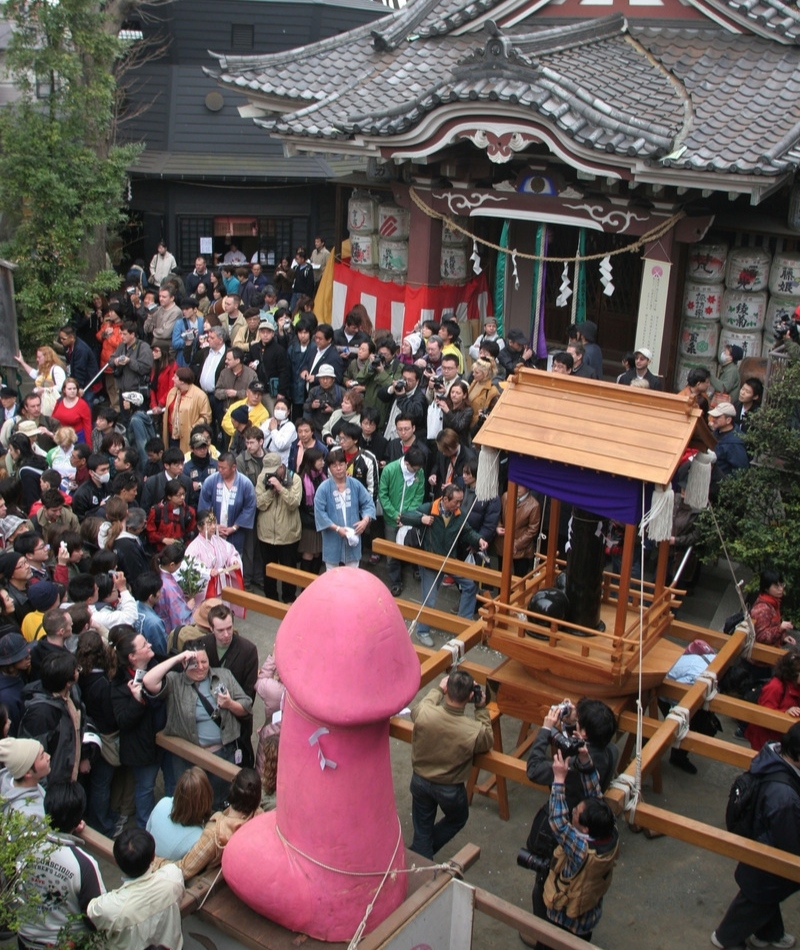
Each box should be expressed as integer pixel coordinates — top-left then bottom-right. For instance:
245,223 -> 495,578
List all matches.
470,239 -> 482,276
511,249 -> 519,290
309,726 -> 338,771
556,261 -> 572,307
600,254 -> 614,297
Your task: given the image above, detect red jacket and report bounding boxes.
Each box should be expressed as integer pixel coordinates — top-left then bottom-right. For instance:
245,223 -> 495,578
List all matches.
745,676 -> 800,751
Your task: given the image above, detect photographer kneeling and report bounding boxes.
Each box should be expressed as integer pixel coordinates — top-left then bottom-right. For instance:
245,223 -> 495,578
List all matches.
522,699 -> 618,931
532,748 -> 619,948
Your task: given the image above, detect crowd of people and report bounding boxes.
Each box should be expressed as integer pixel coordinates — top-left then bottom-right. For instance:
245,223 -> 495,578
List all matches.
0,244 -> 778,950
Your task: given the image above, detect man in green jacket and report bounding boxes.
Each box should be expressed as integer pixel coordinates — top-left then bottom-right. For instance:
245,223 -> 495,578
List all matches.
403,483 -> 488,646
378,447 -> 426,598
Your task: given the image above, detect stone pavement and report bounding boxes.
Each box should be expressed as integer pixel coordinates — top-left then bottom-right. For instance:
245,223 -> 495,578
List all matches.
233,555 -> 800,950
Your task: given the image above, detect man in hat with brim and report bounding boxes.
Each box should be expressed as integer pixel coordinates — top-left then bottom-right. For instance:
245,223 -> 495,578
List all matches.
0,632 -> 31,735
499,328 -> 536,377
617,346 -> 664,391
708,402 -> 749,493
469,316 -> 505,361
0,735 -> 50,817
221,380 -> 270,449
248,315 -> 290,414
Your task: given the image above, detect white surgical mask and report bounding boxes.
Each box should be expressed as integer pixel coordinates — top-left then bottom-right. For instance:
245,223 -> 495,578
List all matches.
719,351 -> 731,365
274,408 -> 288,421
97,472 -> 110,484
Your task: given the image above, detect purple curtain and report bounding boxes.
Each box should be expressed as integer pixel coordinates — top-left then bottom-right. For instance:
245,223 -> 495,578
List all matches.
508,454 -> 649,524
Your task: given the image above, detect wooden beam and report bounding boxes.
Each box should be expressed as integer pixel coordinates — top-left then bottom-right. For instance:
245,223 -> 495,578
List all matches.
669,619 -> 784,666
617,711 -> 754,769
629,802 -> 800,884
659,682 -> 800,731
156,733 -> 240,782
545,497 -> 561,588
371,538 -> 511,586
500,480 -> 518,603
474,888 -> 607,950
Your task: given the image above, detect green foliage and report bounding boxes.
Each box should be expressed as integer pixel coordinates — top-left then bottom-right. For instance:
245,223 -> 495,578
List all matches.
698,346 -> 800,620
0,0 -> 141,350
177,554 -> 206,598
0,807 -> 54,934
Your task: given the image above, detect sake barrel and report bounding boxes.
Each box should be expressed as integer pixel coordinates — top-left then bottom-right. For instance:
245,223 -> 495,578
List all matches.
725,247 -> 771,292
679,319 -> 719,359
769,251 -> 800,298
719,326 -> 762,360
349,232 -> 378,269
442,218 -> 468,247
766,295 -> 798,339
683,280 -> 723,321
377,238 -> 409,275
378,204 -> 410,241
441,246 -> 468,281
720,289 -> 767,331
378,270 -> 406,287
673,355 -> 718,391
686,243 -> 728,283
348,192 -> 379,234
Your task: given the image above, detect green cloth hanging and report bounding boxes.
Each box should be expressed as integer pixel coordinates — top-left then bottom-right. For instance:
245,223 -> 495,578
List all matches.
493,220 -> 509,338
530,224 -> 548,356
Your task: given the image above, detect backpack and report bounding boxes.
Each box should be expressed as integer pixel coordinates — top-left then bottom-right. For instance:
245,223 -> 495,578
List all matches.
726,769 -> 800,838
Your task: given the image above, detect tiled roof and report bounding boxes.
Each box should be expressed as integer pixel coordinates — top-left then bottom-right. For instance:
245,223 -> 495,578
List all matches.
130,149 -> 368,180
206,0 -> 800,177
707,0 -> 800,43
634,26 -> 800,173
210,15 -> 686,158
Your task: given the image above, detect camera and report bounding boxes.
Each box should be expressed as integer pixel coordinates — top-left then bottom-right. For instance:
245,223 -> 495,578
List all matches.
182,329 -> 197,340
215,684 -> 227,697
558,700 -> 572,720
133,669 -> 146,685
470,682 -> 484,705
185,653 -> 198,670
394,379 -> 406,393
551,731 -> 585,758
209,707 -> 222,725
371,355 -> 384,370
433,378 -> 445,392
517,848 -> 552,875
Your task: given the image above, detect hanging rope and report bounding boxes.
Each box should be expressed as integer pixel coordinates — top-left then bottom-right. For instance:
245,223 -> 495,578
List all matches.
705,504 -> 757,659
408,187 -> 686,264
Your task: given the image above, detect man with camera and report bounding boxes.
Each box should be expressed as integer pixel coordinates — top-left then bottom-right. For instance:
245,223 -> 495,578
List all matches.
522,699 -> 618,935
409,670 -> 494,859
523,747 -> 618,948
379,364 -> 428,440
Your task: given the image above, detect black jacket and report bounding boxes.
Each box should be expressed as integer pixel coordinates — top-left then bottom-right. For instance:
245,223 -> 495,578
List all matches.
110,663 -> 165,767
63,338 -> 99,389
79,669 -> 117,735
378,383 -> 429,438
72,479 -> 109,520
19,684 -> 88,785
617,368 -> 663,391
248,339 -> 290,398
113,534 -> 150,582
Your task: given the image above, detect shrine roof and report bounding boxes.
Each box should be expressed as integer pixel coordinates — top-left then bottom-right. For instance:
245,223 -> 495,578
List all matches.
205,0 -> 800,177
473,369 -> 703,486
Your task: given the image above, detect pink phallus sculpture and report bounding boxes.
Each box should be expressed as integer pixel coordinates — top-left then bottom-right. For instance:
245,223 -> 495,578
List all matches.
222,568 -> 421,941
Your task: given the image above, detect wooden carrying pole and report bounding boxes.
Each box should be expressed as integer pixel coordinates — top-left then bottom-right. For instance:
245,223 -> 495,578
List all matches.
500,480 -> 519,603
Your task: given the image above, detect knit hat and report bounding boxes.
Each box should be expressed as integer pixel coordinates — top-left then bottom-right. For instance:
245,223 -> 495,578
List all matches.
0,737 -> 43,779
28,581 -> 60,612
0,550 -> 25,578
231,406 -> 250,425
728,344 -> 744,364
0,632 -> 29,665
192,597 -> 223,631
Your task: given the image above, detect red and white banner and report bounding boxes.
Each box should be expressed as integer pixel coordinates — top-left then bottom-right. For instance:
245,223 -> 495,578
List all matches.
331,263 -> 492,338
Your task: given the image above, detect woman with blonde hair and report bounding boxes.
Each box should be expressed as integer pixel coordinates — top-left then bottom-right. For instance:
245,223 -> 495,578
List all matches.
14,346 -> 66,415
47,427 -> 78,486
468,357 -> 500,437
147,766 -> 214,860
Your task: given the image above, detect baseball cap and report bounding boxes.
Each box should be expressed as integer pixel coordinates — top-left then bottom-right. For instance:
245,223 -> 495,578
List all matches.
507,329 -> 527,345
122,391 -> 144,407
708,402 -> 737,419
248,381 -> 265,393
635,347 -> 653,361
190,432 -> 210,448
262,452 -> 282,476
258,316 -> 276,331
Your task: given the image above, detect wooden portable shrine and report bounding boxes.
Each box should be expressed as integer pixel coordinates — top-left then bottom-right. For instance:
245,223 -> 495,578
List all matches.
473,368 -> 714,697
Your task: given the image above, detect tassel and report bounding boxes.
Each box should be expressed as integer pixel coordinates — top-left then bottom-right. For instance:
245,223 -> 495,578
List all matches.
475,446 -> 500,501
684,451 -> 716,510
640,485 -> 674,541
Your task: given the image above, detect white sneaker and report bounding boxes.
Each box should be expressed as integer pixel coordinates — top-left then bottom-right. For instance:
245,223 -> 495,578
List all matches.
416,631 -> 434,647
711,933 -> 746,950
748,936 -> 796,949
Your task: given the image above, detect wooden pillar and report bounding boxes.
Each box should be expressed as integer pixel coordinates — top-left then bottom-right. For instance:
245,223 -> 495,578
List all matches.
500,480 -> 519,603
613,523 -> 637,636
654,539 -> 670,599
393,184 -> 442,287
545,497 -> 561,588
